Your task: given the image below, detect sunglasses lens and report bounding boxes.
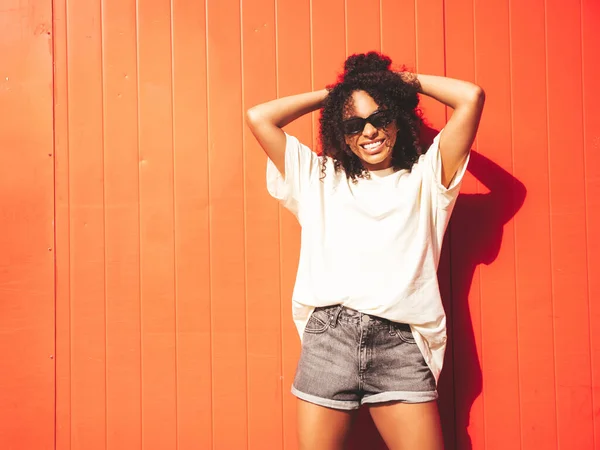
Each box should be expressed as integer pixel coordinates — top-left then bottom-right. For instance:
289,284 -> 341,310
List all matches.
370,111 -> 393,128
342,111 -> 393,135
343,119 -> 365,135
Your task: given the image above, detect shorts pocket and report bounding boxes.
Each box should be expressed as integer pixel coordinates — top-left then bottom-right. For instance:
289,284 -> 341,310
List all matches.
304,308 -> 330,334
394,324 -> 416,344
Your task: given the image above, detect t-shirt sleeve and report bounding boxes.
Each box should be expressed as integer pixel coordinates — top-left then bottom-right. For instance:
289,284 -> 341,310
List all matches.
266,132 -> 320,217
422,129 -> 470,210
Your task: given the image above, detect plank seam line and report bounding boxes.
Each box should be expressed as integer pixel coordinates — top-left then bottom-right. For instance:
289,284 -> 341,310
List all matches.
203,0 -> 215,447
239,1 -> 250,448
506,0 -> 524,446
169,1 -> 179,447
543,0 -> 560,444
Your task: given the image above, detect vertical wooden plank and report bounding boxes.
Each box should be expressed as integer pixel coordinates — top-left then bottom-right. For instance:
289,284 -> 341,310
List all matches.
442,1 -> 477,447
53,0 -> 73,446
137,0 -> 177,448
241,1 -> 284,449
510,0 -> 558,448
546,0 -> 594,447
345,0 -> 380,55
312,0 -> 345,89
0,1 -> 55,449
311,0 -> 345,149
276,0 -> 312,447
415,0 -> 445,126
65,0 -> 107,447
474,0 -> 522,449
444,1 -> 484,448
101,0 -> 142,448
582,1 -> 600,447
171,0 -> 212,448
484,1 -> 530,448
207,0 -> 248,447
380,0 -> 416,70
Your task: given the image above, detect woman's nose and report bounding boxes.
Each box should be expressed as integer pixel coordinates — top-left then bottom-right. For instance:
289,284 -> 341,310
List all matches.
362,122 -> 378,137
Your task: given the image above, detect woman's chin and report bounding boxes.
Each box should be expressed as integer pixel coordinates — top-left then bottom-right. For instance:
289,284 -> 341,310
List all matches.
360,151 -> 391,170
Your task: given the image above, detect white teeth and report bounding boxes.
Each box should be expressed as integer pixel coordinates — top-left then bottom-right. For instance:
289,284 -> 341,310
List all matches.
363,140 -> 383,150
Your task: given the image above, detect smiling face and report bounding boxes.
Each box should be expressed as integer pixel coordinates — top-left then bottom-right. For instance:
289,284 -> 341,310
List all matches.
343,90 -> 398,171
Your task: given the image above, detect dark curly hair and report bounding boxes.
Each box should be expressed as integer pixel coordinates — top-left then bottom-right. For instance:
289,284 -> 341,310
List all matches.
320,52 -> 423,181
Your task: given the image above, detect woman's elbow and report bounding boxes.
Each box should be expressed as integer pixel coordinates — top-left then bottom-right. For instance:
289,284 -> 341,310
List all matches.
470,85 -> 485,108
245,106 -> 261,127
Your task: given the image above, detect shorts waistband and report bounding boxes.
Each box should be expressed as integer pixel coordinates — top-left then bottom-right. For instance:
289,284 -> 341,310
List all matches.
314,305 -> 411,331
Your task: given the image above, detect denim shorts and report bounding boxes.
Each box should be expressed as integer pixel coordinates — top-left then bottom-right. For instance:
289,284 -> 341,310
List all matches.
292,305 -> 437,410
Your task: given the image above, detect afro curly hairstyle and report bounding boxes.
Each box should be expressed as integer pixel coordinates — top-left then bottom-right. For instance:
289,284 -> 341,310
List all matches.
320,52 -> 423,181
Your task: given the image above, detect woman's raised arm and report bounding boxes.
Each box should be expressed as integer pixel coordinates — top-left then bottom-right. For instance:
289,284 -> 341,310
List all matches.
407,74 -> 485,187
245,89 -> 328,177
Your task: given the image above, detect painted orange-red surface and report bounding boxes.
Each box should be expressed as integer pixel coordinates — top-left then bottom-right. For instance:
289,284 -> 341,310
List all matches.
1,0 -> 599,449
0,1 -> 55,450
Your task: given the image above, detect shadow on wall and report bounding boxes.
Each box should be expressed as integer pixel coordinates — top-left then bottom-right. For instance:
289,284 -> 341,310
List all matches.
346,126 -> 527,450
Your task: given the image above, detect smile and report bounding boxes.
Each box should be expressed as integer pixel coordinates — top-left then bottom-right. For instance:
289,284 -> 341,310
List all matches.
360,139 -> 385,154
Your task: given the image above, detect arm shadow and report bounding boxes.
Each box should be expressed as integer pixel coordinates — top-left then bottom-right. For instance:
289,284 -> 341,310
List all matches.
347,126 -> 527,450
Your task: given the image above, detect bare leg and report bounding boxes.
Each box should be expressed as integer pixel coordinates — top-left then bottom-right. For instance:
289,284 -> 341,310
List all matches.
297,398 -> 356,450
368,401 -> 444,450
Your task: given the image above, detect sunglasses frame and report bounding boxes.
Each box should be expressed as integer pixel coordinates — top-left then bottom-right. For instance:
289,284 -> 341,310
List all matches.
342,109 -> 395,135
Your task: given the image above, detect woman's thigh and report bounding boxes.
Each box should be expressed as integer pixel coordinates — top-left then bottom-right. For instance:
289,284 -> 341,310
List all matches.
368,400 -> 444,450
297,398 -> 356,450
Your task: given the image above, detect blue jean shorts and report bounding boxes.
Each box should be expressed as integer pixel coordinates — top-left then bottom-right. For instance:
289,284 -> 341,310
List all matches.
292,305 -> 437,410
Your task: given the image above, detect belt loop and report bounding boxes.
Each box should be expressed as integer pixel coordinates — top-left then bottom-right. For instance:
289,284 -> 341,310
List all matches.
330,305 -> 343,328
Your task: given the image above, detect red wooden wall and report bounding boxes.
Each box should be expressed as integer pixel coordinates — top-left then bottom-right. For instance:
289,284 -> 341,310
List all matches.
1,0 -> 599,449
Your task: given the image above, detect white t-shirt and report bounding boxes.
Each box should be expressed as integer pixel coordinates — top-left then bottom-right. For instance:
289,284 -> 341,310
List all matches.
266,130 -> 469,382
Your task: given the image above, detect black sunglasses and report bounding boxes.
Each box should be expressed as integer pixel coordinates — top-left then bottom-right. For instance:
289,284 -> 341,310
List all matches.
342,110 -> 394,135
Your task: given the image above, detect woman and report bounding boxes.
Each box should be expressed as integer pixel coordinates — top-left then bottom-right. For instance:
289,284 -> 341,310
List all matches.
245,52 -> 484,450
